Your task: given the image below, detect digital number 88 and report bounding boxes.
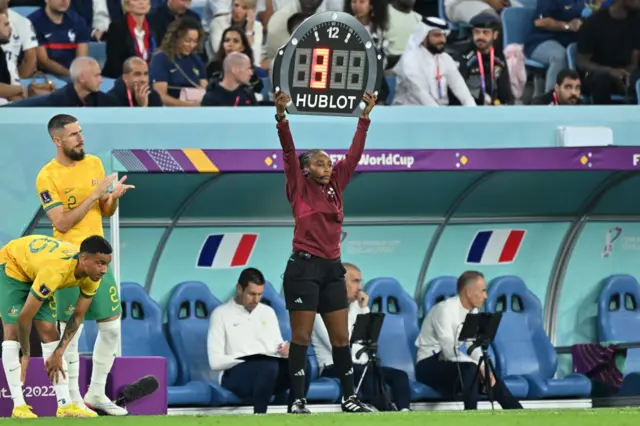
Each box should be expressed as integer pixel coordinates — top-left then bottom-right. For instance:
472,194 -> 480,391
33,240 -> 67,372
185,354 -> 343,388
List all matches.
292,48 -> 366,91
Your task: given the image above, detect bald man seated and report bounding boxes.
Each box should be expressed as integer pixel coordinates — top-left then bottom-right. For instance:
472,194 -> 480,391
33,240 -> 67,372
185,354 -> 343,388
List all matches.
201,52 -> 258,107
107,57 -> 162,107
311,263 -> 412,411
7,57 -> 117,107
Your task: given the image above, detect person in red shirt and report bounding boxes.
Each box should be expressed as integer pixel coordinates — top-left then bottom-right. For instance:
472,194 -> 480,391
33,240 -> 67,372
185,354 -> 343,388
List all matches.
274,91 -> 377,414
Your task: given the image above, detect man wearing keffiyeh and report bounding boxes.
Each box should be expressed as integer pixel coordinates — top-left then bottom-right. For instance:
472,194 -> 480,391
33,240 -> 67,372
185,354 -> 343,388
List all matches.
392,16 -> 476,107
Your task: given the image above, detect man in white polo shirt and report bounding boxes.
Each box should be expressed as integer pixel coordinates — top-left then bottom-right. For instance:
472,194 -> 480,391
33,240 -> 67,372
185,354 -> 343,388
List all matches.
207,267 -> 310,414
311,263 -> 411,411
415,270 -> 522,410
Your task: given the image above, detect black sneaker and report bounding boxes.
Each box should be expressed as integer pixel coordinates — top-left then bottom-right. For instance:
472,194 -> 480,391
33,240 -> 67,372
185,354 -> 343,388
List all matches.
341,395 -> 375,413
291,398 -> 311,414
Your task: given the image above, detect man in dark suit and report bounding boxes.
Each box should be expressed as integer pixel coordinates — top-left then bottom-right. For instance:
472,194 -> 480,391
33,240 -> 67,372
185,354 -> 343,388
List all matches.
6,56 -> 116,106
107,56 -> 162,106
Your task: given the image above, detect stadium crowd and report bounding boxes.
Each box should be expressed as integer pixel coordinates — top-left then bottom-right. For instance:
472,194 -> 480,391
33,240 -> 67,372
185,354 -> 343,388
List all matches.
0,0 -> 638,106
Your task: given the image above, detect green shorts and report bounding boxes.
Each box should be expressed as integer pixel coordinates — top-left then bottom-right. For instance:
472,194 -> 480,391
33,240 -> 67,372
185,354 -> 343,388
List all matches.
55,266 -> 122,322
0,264 -> 57,324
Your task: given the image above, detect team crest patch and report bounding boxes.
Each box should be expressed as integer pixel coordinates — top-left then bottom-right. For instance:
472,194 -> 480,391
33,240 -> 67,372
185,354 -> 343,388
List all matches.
92,179 -> 97,186
40,191 -> 52,204
39,284 -> 51,297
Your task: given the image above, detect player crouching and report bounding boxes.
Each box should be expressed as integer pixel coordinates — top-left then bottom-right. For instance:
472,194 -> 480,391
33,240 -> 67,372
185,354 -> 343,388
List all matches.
0,234 -> 113,418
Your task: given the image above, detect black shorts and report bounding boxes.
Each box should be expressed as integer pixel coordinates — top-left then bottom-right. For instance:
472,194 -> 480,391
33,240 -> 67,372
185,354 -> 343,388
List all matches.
282,251 -> 349,314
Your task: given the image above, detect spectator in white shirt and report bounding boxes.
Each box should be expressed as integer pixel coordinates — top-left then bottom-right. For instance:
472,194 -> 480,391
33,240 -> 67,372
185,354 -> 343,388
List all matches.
311,263 -> 411,411
0,10 -> 26,104
207,268 -> 310,414
385,0 -> 422,69
415,271 -> 523,410
393,16 -> 475,107
91,0 -> 111,40
0,0 -> 38,84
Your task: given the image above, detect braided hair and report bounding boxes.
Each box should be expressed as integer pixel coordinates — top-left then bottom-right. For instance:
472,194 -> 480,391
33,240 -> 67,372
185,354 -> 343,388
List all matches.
298,149 -> 327,173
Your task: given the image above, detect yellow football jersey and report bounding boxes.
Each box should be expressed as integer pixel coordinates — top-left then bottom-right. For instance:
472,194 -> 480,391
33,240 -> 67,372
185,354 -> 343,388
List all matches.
35,155 -> 105,246
0,235 -> 100,300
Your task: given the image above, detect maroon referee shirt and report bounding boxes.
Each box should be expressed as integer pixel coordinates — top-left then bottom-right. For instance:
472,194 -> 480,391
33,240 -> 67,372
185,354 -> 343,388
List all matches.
277,117 -> 370,260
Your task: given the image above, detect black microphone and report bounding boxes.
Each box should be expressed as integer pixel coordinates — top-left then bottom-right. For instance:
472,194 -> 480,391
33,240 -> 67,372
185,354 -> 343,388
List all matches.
466,341 -> 481,356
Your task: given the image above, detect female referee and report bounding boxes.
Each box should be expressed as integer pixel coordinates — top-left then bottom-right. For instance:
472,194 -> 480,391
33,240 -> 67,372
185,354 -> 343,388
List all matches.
274,91 -> 377,414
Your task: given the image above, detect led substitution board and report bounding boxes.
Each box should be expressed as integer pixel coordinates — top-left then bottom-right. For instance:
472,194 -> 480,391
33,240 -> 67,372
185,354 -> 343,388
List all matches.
272,11 -> 383,117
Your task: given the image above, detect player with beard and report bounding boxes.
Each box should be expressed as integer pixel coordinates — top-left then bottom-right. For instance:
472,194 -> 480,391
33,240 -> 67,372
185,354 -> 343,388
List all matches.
453,14 -> 513,106
530,68 -> 583,105
393,16 -> 475,106
34,114 -> 134,416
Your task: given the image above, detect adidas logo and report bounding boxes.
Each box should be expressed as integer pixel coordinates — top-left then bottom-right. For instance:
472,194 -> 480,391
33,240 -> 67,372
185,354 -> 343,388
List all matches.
295,298 -> 303,304
294,369 -> 305,376
343,400 -> 359,411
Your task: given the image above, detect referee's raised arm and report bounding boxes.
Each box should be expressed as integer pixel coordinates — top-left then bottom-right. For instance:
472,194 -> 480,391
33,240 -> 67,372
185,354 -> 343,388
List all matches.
332,92 -> 377,191
275,92 -> 302,203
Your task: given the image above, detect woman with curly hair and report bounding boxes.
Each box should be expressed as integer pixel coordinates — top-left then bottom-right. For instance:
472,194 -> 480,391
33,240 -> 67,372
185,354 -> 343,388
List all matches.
205,26 -> 263,95
150,16 -> 208,106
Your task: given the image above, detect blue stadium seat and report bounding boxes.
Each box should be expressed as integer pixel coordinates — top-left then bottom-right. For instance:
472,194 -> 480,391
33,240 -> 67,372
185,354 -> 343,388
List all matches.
486,276 -> 591,399
485,345 -> 530,398
100,77 -> 115,92
501,8 -> 546,70
89,42 -> 107,68
260,281 -> 291,341
365,277 -> 443,400
166,281 -> 241,406
190,5 -> 204,16
436,0 -> 469,38
306,346 -> 341,402
260,76 -> 271,98
20,74 -> 69,90
385,76 -> 395,105
423,275 -> 457,313
119,282 -> 189,404
566,42 -> 577,70
9,6 -> 38,17
78,320 -> 98,354
597,275 -> 640,394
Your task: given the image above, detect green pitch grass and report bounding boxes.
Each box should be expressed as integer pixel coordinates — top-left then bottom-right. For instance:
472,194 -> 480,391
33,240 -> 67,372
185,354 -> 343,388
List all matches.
2,408 -> 640,425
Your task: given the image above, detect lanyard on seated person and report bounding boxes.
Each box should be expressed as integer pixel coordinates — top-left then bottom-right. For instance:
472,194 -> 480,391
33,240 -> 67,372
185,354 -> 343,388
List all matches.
435,56 -> 443,100
477,47 -> 495,99
126,88 -> 134,107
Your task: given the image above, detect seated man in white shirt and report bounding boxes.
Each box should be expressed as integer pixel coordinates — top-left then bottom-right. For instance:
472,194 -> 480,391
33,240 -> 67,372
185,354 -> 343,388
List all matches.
311,263 -> 411,411
393,16 -> 476,107
415,271 -> 522,410
207,267 -> 310,414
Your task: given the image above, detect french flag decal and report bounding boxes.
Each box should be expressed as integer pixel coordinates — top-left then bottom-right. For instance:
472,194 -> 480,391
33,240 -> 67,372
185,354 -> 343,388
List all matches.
466,230 -> 526,265
197,233 -> 258,269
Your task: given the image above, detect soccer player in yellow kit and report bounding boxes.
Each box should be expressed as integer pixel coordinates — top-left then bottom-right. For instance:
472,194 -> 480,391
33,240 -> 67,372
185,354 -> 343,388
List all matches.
0,234 -> 112,418
35,114 -> 134,416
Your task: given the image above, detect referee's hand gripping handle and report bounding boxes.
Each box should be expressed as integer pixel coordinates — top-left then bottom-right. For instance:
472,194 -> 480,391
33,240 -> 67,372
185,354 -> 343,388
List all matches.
275,92 -> 291,119
360,92 -> 377,120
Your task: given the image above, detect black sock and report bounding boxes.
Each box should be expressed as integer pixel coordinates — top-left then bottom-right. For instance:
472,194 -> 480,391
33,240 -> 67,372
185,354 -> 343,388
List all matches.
332,345 -> 355,399
288,342 -> 308,400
